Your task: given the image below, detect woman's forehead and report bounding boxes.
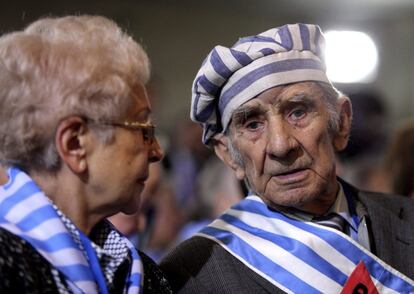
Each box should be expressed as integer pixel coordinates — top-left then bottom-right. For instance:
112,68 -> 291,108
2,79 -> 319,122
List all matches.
126,83 -> 152,120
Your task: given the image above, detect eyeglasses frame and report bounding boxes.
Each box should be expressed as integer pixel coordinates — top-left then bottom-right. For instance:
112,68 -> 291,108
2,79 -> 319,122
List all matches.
101,120 -> 156,144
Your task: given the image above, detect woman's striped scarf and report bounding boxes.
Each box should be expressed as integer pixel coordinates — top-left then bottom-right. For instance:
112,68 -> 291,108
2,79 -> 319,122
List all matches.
197,195 -> 414,293
0,167 -> 143,294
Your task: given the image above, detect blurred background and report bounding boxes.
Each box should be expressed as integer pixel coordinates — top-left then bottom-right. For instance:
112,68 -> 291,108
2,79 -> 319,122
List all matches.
2,0 -> 414,259
2,0 -> 414,129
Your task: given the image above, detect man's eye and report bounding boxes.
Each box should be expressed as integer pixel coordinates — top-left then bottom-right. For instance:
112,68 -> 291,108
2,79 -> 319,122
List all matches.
290,108 -> 306,120
245,121 -> 262,130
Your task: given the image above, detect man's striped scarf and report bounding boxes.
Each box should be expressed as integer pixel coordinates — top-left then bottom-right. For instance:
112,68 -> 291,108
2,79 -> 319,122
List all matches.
0,167 -> 143,294
197,195 -> 414,293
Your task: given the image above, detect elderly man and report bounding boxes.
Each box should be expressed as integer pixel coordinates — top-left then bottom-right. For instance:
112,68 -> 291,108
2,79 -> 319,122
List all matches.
160,24 -> 414,293
0,16 -> 171,293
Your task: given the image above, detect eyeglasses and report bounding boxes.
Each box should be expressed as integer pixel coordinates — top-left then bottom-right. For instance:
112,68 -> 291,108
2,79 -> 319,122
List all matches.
102,120 -> 156,144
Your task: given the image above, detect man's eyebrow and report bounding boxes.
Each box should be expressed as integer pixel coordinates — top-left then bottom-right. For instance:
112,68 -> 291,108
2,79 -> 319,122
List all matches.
289,92 -> 312,102
232,105 -> 265,123
278,92 -> 316,108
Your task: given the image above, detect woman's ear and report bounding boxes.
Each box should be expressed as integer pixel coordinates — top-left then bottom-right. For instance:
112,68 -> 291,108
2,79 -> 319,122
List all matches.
333,96 -> 353,152
54,116 -> 88,174
0,164 -> 8,185
212,133 -> 245,181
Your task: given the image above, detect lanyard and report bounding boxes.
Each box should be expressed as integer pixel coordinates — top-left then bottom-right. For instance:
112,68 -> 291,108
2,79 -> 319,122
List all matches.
79,231 -> 109,294
342,183 -> 360,228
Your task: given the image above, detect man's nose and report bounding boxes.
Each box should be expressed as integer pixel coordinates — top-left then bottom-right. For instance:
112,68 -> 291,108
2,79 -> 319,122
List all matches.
149,137 -> 164,163
265,118 -> 299,160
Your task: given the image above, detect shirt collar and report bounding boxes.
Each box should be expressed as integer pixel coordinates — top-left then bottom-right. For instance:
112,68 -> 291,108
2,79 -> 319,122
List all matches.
282,182 -> 358,232
328,183 -> 357,232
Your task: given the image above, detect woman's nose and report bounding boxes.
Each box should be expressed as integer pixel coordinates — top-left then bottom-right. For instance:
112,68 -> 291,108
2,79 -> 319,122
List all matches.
149,137 -> 164,163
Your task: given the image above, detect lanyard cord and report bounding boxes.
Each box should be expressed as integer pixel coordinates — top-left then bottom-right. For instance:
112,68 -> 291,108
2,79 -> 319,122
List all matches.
342,184 -> 360,228
79,231 -> 109,294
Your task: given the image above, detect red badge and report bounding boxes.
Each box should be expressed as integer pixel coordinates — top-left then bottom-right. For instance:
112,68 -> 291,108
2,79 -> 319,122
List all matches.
341,261 -> 379,294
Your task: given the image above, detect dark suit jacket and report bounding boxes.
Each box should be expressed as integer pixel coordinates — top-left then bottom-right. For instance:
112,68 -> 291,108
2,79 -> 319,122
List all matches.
160,181 -> 414,293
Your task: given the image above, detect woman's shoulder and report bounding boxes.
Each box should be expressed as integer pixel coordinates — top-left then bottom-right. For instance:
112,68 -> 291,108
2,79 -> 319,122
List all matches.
0,227 -> 59,292
0,227 -> 34,258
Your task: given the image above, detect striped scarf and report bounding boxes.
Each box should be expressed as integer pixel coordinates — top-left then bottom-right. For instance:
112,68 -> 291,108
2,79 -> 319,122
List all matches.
0,167 -> 143,294
197,195 -> 414,293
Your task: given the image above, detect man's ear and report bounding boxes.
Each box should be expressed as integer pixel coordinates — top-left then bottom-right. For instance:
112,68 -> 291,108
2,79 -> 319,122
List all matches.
54,116 -> 88,174
333,96 -> 353,152
212,134 -> 245,181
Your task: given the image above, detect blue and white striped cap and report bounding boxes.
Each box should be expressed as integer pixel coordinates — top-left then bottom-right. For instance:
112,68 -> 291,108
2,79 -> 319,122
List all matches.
191,23 -> 331,145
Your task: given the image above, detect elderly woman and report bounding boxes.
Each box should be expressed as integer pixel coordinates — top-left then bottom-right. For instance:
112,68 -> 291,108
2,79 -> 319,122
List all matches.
0,16 -> 171,293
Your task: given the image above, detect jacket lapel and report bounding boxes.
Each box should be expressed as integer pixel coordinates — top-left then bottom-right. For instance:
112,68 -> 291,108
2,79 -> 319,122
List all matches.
352,186 -> 414,279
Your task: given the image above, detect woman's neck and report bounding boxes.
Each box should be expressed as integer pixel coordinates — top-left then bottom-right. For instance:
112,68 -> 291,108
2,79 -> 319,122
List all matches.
31,169 -> 104,235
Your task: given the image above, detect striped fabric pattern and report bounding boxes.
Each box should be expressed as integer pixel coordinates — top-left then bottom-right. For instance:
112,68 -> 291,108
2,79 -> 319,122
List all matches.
197,195 -> 414,293
0,167 -> 143,294
191,23 -> 332,144
312,213 -> 347,233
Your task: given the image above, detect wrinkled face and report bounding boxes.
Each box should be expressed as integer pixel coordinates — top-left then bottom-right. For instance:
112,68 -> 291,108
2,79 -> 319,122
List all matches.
88,83 -> 163,215
226,82 -> 349,214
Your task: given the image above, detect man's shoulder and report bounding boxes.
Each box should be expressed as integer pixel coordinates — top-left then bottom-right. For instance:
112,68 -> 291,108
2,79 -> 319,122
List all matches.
159,236 -> 225,283
163,235 -> 219,259
160,235 -> 235,275
138,250 -> 173,294
361,189 -> 414,203
348,186 -> 414,278
358,189 -> 414,218
160,236 -> 284,293
341,179 -> 414,217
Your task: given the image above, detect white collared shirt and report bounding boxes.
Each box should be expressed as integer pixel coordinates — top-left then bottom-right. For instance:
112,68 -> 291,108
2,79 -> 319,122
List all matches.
281,182 -> 370,250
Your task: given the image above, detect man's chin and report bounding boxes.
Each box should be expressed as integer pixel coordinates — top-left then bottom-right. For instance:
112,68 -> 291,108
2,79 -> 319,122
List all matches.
262,187 -> 319,210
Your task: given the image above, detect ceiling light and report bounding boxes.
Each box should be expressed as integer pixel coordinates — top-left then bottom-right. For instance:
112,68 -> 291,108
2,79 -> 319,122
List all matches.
325,30 -> 378,83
